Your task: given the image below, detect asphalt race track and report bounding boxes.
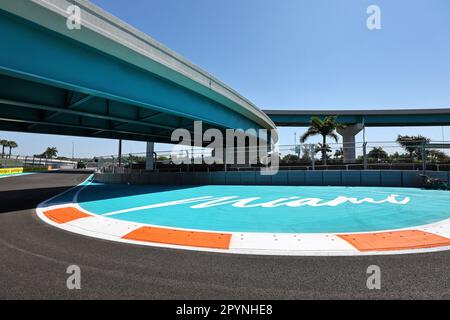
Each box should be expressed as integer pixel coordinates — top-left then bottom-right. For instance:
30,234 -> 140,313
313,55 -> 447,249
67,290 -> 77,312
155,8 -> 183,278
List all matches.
0,172 -> 449,299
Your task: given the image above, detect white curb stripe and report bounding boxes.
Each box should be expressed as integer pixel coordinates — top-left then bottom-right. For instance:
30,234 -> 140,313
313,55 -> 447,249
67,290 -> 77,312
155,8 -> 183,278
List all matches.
34,175 -> 450,256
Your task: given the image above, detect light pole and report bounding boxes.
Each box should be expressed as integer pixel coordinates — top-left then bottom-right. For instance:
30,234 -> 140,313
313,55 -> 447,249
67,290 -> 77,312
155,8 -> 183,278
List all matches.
294,132 -> 300,158
118,139 -> 122,167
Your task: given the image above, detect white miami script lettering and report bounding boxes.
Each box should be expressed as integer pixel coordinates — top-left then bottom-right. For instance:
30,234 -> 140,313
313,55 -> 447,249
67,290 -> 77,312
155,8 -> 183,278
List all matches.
102,194 -> 410,216
190,194 -> 410,208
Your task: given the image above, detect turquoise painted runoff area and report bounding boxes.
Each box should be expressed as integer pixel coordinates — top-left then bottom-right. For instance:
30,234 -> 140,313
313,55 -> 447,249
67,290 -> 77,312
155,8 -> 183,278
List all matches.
48,181 -> 450,233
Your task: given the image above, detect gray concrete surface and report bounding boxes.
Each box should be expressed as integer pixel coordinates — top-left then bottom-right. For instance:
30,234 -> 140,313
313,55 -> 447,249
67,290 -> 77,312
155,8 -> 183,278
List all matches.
0,172 -> 449,299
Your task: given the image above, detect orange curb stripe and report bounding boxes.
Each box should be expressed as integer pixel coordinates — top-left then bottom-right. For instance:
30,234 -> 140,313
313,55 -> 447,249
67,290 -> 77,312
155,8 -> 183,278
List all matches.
122,226 -> 232,249
43,207 -> 91,224
338,230 -> 450,252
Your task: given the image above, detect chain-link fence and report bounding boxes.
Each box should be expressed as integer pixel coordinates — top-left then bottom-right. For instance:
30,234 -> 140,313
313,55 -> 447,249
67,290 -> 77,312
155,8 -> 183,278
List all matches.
95,140 -> 450,173
276,141 -> 450,171
0,154 -> 77,169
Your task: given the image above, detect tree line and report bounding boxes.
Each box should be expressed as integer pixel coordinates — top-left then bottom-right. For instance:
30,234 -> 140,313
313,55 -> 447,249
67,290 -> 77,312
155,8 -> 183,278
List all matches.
0,140 -> 60,160
281,116 -> 449,165
0,140 -> 18,158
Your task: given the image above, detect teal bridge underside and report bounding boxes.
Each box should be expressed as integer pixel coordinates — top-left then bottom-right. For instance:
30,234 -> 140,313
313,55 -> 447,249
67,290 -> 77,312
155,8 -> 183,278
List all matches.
264,109 -> 450,127
0,10 -> 267,143
1,1 -> 449,147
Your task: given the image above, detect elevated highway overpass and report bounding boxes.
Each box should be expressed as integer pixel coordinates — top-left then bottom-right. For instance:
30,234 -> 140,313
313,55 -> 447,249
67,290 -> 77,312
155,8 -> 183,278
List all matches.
0,0 -> 275,168
2,0 -> 449,166
263,108 -> 450,127
264,108 -> 450,163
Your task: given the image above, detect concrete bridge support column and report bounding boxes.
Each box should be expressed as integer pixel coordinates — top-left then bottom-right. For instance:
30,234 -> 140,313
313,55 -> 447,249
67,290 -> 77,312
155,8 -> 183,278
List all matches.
145,141 -> 155,171
337,124 -> 363,163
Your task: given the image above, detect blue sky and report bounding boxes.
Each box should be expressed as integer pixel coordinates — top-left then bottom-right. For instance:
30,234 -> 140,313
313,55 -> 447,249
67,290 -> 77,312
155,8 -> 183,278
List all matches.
1,0 -> 450,157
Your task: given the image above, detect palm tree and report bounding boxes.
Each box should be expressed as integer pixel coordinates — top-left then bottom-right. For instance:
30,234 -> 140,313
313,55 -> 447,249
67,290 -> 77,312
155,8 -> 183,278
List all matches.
396,135 -> 430,162
334,147 -> 344,160
314,143 -> 332,156
44,147 -> 58,159
282,154 -> 300,164
367,147 -> 388,162
300,116 -> 344,165
0,140 -> 7,158
6,141 -> 18,158
427,149 -> 450,163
